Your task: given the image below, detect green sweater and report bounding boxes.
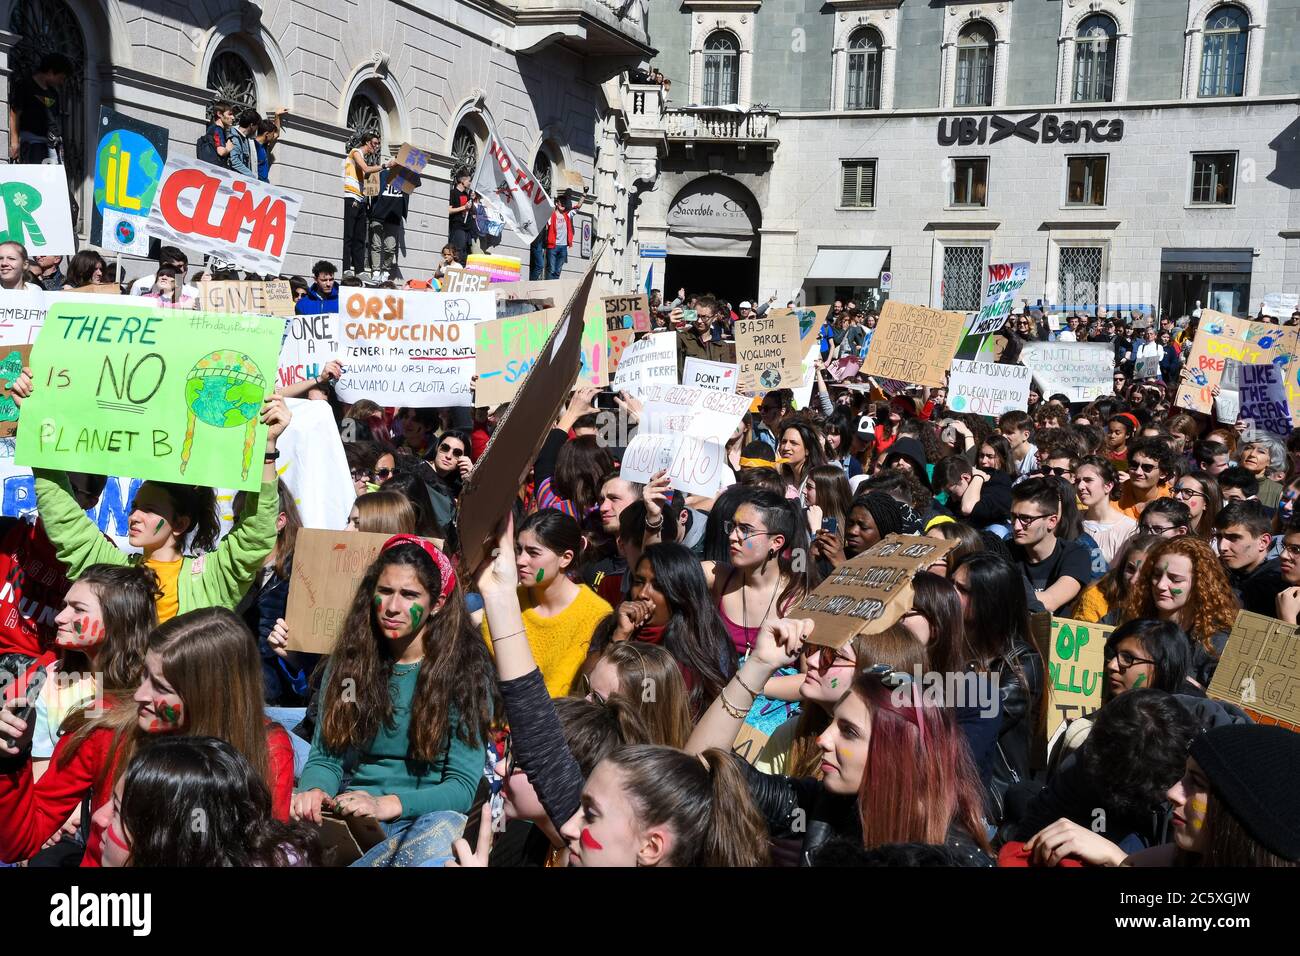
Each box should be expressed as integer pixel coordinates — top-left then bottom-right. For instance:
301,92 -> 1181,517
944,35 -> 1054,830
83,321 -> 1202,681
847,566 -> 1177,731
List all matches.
298,662 -> 483,821
33,468 -> 278,615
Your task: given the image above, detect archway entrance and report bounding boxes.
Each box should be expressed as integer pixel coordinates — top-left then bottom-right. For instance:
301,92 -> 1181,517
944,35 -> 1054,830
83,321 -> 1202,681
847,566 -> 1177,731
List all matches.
664,175 -> 761,307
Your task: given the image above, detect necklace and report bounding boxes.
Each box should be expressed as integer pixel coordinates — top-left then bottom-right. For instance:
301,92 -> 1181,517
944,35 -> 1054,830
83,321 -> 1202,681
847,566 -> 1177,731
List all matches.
739,571 -> 780,660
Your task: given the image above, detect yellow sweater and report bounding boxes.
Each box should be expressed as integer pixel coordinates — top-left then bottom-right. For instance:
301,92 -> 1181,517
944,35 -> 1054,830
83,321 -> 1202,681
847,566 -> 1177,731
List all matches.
1074,583 -> 1110,623
483,584 -> 612,698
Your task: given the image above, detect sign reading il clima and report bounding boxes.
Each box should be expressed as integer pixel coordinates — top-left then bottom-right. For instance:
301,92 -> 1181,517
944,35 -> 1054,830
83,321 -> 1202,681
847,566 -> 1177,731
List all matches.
937,113 -> 1124,146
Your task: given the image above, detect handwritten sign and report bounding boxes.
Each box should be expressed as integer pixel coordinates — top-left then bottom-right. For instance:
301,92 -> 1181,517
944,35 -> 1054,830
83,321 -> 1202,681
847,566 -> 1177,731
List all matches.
607,328 -> 635,374
947,359 -> 1031,417
1207,611 -> 1300,731
284,529 -> 394,653
1045,617 -> 1109,747
0,165 -> 76,256
474,306 -> 607,407
390,143 -> 429,195
145,154 -> 302,274
603,294 -> 651,334
1174,312 -> 1295,415
442,266 -> 489,293
619,384 -> 750,497
16,304 -> 280,491
735,312 -> 801,394
611,331 -> 678,398
1238,363 -> 1292,438
200,280 -> 295,317
861,301 -> 966,388
682,357 -> 738,393
968,261 -> 1030,338
1019,341 -> 1114,403
790,535 -> 956,648
334,289 -> 492,408
278,311 -> 338,389
91,107 -> 169,256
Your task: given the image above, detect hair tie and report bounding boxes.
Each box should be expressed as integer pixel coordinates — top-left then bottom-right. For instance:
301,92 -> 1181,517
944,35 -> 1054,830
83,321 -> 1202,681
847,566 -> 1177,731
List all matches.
381,534 -> 457,601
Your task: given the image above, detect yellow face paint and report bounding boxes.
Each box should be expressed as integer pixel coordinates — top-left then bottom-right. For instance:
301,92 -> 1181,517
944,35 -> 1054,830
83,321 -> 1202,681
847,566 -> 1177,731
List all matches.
1189,795 -> 1208,831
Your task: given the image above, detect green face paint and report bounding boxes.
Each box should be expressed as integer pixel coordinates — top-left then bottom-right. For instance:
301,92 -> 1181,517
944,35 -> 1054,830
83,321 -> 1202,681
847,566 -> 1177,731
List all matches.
830,678 -> 839,689
1169,589 -> 1183,597
373,594 -> 383,608
409,603 -> 425,631
155,518 -> 166,534
1132,674 -> 1148,689
535,568 -> 545,584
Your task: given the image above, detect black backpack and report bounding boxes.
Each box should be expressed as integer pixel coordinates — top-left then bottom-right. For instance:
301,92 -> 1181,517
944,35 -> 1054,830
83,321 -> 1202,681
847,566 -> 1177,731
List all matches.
196,125 -> 228,168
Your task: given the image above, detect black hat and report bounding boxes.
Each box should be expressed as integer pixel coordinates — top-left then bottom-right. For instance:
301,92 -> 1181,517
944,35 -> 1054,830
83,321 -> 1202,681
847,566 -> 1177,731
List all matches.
884,436 -> 928,475
1189,724 -> 1300,862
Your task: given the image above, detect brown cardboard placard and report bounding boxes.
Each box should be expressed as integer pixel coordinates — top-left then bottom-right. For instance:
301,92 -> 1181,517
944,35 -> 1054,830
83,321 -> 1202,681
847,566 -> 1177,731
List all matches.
1173,313 -> 1297,417
69,283 -> 121,295
284,529 -> 396,654
0,344 -> 31,438
458,248 -> 604,574
474,307 -> 607,407
603,294 -> 651,334
735,311 -> 802,395
1207,610 -> 1300,731
318,811 -> 387,867
362,169 -> 380,197
790,534 -> 956,649
607,328 -> 635,373
731,722 -> 771,766
443,266 -> 489,293
394,143 -> 430,174
861,300 -> 967,387
1044,617 -> 1110,748
200,280 -> 296,317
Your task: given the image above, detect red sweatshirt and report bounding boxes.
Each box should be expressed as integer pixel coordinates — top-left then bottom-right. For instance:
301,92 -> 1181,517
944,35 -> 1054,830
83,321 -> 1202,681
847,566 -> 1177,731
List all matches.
0,518 -> 71,658
0,719 -> 295,866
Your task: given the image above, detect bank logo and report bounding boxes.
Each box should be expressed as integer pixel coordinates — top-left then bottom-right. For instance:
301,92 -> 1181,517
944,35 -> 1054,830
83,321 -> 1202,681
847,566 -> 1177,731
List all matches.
938,113 -> 1125,147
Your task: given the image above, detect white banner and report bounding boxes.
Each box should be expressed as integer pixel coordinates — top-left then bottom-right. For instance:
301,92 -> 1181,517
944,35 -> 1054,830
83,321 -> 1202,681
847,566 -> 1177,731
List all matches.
0,289 -> 150,345
471,118 -> 555,244
1260,293 -> 1299,320
611,332 -> 677,397
0,165 -> 76,256
947,359 -> 1031,417
334,288 -> 493,407
681,357 -> 737,392
277,398 -> 355,529
1019,341 -> 1114,404
968,261 -> 1030,338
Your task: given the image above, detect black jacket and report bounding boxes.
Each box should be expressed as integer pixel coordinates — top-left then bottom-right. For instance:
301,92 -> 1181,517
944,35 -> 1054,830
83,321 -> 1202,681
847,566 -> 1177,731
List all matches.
734,755 -> 858,866
968,470 -> 1014,529
985,640 -> 1045,826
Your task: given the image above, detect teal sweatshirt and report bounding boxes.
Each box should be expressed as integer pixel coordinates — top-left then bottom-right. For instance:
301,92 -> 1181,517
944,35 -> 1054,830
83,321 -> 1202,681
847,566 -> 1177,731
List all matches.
298,662 -> 483,821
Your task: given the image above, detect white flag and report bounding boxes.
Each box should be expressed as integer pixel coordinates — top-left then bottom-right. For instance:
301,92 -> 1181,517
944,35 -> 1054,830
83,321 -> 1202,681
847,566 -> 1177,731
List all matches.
471,117 -> 555,244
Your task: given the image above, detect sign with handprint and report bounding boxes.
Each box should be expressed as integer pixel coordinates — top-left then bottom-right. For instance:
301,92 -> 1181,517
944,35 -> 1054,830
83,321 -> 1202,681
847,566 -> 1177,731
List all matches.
0,165 -> 76,255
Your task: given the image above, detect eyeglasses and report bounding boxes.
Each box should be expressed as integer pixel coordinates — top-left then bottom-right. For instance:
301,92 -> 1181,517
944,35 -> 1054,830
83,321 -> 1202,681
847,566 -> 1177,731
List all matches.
1140,522 -> 1178,536
581,673 -> 607,705
373,468 -> 394,481
350,469 -> 370,481
1173,486 -> 1205,500
1104,647 -> 1157,671
1041,466 -> 1073,479
437,443 -> 464,458
1130,461 -> 1159,474
1010,512 -> 1053,527
724,520 -> 769,542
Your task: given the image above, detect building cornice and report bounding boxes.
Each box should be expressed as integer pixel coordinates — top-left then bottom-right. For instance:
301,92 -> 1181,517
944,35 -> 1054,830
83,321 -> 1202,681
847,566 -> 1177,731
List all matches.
782,93 -> 1300,121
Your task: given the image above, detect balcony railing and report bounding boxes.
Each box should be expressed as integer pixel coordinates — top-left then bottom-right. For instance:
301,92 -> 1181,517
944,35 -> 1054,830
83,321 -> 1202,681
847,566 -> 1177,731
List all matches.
665,107 -> 778,140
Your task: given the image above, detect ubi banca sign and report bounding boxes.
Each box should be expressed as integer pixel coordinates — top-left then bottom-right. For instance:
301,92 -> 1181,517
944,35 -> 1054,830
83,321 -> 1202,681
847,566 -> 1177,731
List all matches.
938,112 -> 1124,146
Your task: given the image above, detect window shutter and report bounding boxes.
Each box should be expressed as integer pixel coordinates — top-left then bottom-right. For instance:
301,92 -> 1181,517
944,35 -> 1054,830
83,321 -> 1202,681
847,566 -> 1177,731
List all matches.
860,161 -> 875,206
841,161 -> 875,208
841,162 -> 859,207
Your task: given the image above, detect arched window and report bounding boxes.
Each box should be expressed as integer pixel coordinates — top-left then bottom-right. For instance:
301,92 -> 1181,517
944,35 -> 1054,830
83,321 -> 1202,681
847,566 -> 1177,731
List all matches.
954,23 -> 994,107
1072,14 -> 1117,103
1199,5 -> 1248,97
347,92 -> 382,144
702,31 -> 739,106
533,152 -> 554,197
207,48 -> 257,109
452,124 -> 479,177
845,27 -> 883,111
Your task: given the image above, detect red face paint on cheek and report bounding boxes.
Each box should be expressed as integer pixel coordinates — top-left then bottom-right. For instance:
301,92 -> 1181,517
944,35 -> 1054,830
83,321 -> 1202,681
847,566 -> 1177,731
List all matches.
580,827 -> 603,851
105,821 -> 129,851
146,699 -> 184,733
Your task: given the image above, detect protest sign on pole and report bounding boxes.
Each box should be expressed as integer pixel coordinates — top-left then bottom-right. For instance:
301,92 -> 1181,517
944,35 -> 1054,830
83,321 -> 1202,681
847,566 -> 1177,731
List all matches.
145,154 -> 303,274
0,165 -> 76,256
471,117 -> 555,244
1173,312 -> 1295,415
791,535 -> 957,648
334,289 -> 491,408
619,384 -> 751,497
603,294 -> 651,334
1045,617 -> 1109,748
91,107 -> 170,256
284,529 -> 394,653
682,357 -> 738,392
968,261 -> 1030,339
200,280 -> 295,317
1207,611 -> 1300,731
947,359 -> 1031,417
1019,341 -> 1114,403
277,398 -> 355,531
735,312 -> 801,394
16,304 -> 281,491
861,301 -> 966,388
459,251 -> 603,573
1237,363 -> 1292,438
611,331 -> 678,398
474,306 -> 607,407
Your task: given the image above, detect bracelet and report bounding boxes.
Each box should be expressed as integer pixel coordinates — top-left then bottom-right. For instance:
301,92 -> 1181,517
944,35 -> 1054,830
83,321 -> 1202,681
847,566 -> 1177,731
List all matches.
645,516 -> 664,530
718,690 -> 748,720
264,450 -> 280,462
733,671 -> 762,700
493,629 -> 528,643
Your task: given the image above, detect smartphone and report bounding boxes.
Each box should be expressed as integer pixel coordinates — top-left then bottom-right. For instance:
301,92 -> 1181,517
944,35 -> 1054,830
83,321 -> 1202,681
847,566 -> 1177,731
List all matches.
821,516 -> 839,535
594,391 -> 620,410
1,667 -> 47,750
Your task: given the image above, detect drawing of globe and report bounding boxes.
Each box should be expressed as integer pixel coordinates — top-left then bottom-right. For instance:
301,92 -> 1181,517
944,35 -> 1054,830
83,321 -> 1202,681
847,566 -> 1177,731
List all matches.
184,351 -> 265,428
93,129 -> 163,215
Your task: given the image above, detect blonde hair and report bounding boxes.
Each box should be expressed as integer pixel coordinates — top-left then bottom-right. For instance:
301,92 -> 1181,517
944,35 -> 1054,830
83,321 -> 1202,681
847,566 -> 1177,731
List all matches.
352,491 -> 416,535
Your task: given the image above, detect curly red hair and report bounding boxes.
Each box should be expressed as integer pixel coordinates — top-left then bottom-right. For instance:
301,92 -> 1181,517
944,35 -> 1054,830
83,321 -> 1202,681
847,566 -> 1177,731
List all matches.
1122,536 -> 1239,654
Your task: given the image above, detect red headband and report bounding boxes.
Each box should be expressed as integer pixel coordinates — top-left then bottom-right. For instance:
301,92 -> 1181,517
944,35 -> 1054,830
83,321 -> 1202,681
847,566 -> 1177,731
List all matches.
1116,413 -> 1140,432
381,534 -> 457,601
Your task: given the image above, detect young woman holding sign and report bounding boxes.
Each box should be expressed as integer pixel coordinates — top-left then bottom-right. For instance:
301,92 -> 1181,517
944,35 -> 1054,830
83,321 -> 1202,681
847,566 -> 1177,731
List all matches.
12,374 -> 290,621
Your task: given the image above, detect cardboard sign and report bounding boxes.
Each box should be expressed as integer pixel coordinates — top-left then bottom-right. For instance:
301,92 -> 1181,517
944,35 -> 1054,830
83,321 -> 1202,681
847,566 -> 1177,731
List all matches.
277,398 -> 355,531
682,357 -> 738,393
735,312 -> 801,394
861,301 -> 966,388
145,154 -> 302,274
1134,351 -> 1161,380
91,107 -> 170,256
607,328 -> 635,373
1238,363 -> 1292,438
947,359 -> 1031,417
603,294 -> 651,334
731,723 -> 771,766
1207,611 -> 1300,731
1045,617 -> 1109,747
334,289 -> 492,408
1019,341 -> 1114,403
278,311 -> 338,389
442,266 -> 489,293
790,535 -> 956,648
474,306 -> 607,407
492,276 -> 586,311
619,384 -> 750,497
200,280 -> 295,317
16,304 -> 280,491
969,261 -> 1030,338
611,331 -> 678,398
284,529 -> 394,653
0,165 -> 76,256
69,284 -> 122,296
1174,312 -> 1295,415
394,143 -> 430,175
362,170 -> 380,198
458,252 -> 603,573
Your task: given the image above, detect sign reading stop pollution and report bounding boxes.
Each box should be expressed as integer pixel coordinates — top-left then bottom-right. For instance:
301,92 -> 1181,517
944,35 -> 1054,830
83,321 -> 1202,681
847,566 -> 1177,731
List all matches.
92,107 -> 170,256
968,261 -> 1030,338
16,304 -> 281,491
145,154 -> 303,274
735,312 -> 801,393
1045,617 -> 1109,747
862,301 -> 966,388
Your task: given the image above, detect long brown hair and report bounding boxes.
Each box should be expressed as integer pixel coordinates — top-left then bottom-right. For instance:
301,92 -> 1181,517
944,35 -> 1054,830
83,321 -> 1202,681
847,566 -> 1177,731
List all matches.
71,565 -> 159,694
352,491 -> 417,535
581,642 -> 693,748
318,543 -> 497,761
233,479 -> 301,579
1123,536 -> 1239,654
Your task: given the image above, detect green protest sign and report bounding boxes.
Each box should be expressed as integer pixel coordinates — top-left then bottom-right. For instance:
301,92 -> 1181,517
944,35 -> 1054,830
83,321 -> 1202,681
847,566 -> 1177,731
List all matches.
15,303 -> 281,491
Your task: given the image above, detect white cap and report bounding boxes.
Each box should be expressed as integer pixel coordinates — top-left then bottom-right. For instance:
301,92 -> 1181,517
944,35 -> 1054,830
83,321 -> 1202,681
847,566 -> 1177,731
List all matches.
739,300 -> 753,310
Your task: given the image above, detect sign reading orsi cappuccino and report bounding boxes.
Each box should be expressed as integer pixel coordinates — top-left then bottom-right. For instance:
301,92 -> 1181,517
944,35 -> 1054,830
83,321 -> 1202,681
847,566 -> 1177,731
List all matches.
937,112 -> 1124,146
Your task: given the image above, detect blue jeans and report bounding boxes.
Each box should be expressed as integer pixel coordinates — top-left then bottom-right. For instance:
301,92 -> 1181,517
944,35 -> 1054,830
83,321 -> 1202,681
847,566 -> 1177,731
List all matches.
546,244 -> 569,279
265,706 -> 310,780
351,810 -> 466,868
530,240 -> 546,281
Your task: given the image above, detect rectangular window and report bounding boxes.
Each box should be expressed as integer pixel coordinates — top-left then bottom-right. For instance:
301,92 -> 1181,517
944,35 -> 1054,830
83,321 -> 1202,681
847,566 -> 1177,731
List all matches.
942,245 -> 985,312
1058,246 -> 1103,308
1066,156 -> 1108,206
840,160 -> 877,208
950,157 -> 988,207
1190,152 -> 1236,205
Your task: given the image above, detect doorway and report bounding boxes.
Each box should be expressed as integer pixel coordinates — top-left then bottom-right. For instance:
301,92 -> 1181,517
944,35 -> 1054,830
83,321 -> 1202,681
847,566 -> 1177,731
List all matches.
664,254 -> 759,308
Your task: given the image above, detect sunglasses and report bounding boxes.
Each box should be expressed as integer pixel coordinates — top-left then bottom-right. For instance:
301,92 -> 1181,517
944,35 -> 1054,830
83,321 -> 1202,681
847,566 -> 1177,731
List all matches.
350,469 -> 370,481
374,467 -> 394,481
1130,461 -> 1159,473
581,673 -> 607,704
1040,466 -> 1073,478
438,443 -> 464,458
